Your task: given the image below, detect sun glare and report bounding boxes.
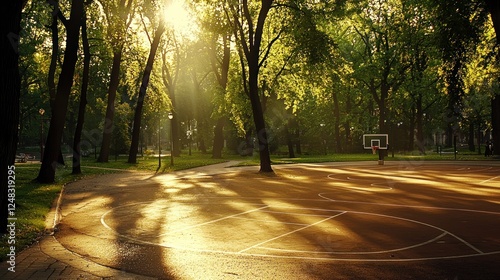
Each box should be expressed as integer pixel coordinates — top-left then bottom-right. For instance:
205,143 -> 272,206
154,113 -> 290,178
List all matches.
163,0 -> 198,39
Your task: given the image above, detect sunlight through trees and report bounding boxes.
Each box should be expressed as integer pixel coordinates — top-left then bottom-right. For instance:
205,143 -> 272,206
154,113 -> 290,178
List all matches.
3,0 -> 500,185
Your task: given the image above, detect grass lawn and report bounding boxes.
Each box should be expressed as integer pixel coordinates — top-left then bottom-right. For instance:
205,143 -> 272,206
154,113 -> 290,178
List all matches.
1,149 -> 496,261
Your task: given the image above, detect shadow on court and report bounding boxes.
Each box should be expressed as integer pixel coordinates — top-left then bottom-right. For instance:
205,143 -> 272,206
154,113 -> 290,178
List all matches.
55,161 -> 500,279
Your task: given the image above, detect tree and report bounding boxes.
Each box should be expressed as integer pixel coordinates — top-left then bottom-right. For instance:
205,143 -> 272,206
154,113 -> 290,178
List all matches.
37,0 -> 84,183
97,0 -> 135,162
160,46 -> 182,158
228,0 -> 276,172
0,0 -> 27,233
485,0 -> 500,155
348,0 -> 410,158
72,4 -> 92,174
197,0 -> 233,158
430,0 -> 489,147
128,20 -> 166,163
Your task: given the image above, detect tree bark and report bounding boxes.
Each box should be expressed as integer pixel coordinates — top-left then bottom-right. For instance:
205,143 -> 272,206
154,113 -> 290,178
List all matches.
492,95 -> 500,155
212,117 -> 226,158
37,0 -> 84,183
0,0 -> 26,233
468,121 -> 475,152
48,0 -> 59,108
128,23 -> 165,164
485,0 -> 500,155
285,118 -> 295,158
416,95 -> 425,154
211,34 -> 231,159
332,88 -> 341,153
72,8 -> 90,174
97,48 -> 123,162
243,0 -> 274,173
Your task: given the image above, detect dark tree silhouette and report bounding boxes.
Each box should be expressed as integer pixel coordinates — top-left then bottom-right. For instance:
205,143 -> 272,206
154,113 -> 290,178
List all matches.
128,22 -> 166,163
37,0 -> 84,183
485,0 -> 500,156
231,0 -> 275,172
0,0 -> 27,233
97,0 -> 134,163
72,6 -> 91,174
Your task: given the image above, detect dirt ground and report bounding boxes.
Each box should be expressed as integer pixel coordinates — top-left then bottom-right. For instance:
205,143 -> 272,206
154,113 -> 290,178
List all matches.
54,160 -> 500,279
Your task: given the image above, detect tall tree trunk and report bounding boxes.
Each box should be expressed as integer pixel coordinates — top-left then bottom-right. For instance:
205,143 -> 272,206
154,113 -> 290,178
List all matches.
485,0 -> 500,155
0,0 -> 26,233
97,48 -> 123,162
468,121 -> 475,152
344,94 -> 352,151
37,0 -> 84,183
285,118 -> 295,158
47,0 -> 65,166
477,118 -> 482,155
492,95 -> 500,155
212,117 -> 226,158
295,121 -> 302,155
332,88 -> 341,153
128,23 -> 165,164
409,106 -> 416,151
244,0 -> 273,173
48,0 -> 59,108
212,34 -> 231,159
72,8 -> 90,174
445,60 -> 464,148
416,95 -> 425,154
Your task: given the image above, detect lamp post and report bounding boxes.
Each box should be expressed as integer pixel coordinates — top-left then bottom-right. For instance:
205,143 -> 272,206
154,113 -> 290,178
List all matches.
168,112 -> 174,166
39,108 -> 45,162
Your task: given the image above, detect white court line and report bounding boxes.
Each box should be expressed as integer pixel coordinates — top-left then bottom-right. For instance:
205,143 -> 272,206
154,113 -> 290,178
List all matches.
259,210 -> 334,218
259,232 -> 448,255
99,201 -> 500,262
318,194 -> 485,254
155,205 -> 269,237
318,193 -> 500,215
230,216 -> 309,226
480,175 -> 500,184
238,211 -> 346,253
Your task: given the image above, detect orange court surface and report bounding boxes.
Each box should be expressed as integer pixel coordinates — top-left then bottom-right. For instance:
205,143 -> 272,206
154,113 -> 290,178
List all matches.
42,161 -> 500,279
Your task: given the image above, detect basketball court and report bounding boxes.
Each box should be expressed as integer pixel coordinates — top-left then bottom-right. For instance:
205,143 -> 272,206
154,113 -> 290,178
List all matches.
54,160 -> 500,279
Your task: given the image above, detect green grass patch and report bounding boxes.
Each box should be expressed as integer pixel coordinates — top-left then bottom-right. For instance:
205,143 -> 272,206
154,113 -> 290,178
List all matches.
1,166 -> 69,261
79,152 -> 229,172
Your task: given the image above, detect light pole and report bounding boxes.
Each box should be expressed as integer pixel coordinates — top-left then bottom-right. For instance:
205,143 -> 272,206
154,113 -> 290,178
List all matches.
168,112 -> 174,166
39,108 -> 45,162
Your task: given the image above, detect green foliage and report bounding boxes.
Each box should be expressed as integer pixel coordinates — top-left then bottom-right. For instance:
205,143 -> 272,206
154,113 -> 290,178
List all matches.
15,0 -> 500,185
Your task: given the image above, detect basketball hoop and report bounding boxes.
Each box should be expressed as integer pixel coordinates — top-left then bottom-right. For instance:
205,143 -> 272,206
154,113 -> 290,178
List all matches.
371,146 -> 379,155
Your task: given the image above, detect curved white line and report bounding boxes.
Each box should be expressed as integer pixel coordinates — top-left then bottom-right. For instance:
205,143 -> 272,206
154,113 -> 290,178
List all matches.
99,201 -> 498,261
258,232 -> 448,255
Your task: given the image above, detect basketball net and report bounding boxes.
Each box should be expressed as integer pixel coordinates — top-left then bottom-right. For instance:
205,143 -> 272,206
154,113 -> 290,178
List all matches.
371,146 -> 379,155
